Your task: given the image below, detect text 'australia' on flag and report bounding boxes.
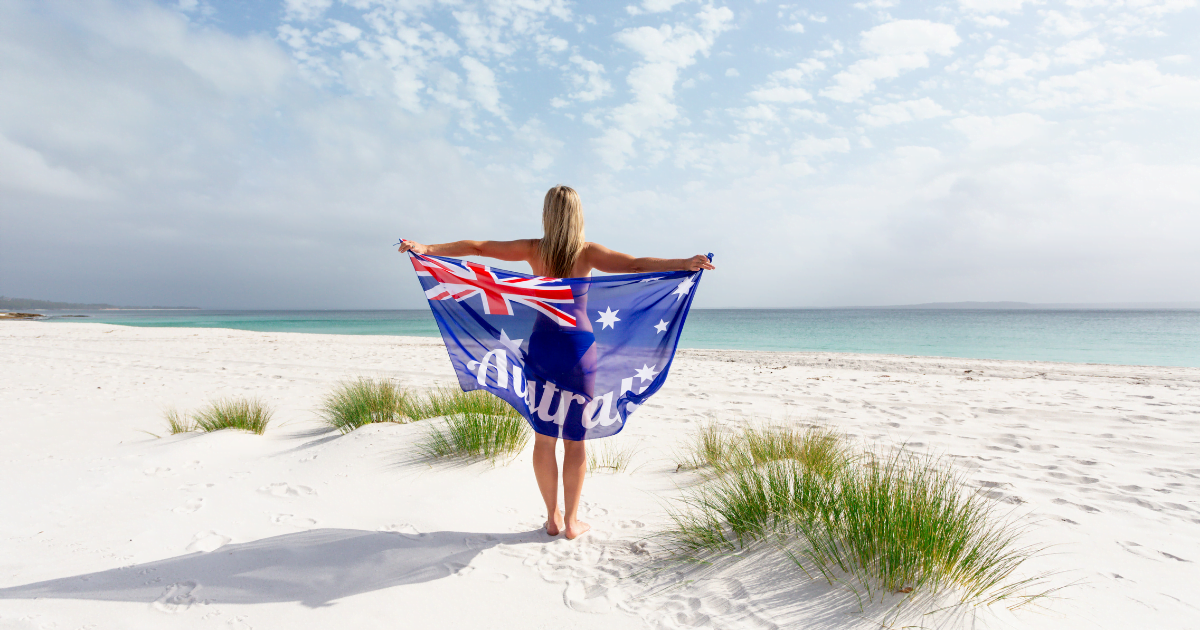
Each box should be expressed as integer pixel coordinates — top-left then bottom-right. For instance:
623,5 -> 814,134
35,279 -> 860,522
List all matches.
406,250 -> 707,441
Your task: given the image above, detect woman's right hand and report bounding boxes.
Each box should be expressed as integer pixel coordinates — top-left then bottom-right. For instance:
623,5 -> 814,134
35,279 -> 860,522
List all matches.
397,240 -> 427,255
685,254 -> 715,271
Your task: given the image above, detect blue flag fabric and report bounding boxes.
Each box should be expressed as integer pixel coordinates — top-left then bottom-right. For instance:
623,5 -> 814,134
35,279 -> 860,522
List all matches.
406,251 -> 706,440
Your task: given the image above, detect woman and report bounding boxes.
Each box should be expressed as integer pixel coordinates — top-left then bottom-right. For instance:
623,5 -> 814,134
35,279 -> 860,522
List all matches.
398,185 -> 714,539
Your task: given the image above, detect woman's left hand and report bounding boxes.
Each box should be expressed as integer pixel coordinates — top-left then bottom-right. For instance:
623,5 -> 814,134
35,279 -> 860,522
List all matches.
398,240 -> 427,255
686,254 -> 715,271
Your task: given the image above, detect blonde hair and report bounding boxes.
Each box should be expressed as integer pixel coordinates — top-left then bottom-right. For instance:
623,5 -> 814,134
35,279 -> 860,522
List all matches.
537,185 -> 585,278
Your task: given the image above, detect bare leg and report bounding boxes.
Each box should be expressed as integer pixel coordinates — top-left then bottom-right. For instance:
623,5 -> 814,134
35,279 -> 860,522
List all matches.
533,433 -> 564,535
561,439 -> 590,539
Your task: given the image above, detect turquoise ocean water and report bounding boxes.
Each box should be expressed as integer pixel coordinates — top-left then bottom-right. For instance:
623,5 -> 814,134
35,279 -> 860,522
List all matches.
38,308 -> 1200,368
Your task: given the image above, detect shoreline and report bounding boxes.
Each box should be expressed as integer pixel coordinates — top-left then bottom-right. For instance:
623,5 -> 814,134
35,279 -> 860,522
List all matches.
2,321 -> 1198,628
13,318 -> 1200,373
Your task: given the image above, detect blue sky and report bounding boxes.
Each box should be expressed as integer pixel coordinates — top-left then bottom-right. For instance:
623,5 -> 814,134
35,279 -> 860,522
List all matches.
1,0 -> 1198,308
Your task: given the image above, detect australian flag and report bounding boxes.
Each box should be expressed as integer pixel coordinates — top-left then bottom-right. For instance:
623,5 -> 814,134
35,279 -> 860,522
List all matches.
405,250 -> 708,440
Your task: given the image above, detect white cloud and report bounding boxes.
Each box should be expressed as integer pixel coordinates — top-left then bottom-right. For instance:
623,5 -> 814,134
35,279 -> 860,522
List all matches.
7,0 -> 1200,310
313,20 -> 362,46
0,0 -> 544,309
284,0 -> 331,22
950,113 -> 1053,148
858,98 -> 950,126
788,108 -> 830,124
958,0 -> 1039,12
1042,10 -> 1094,37
565,55 -> 612,102
1054,37 -> 1105,65
747,58 -> 823,104
793,136 -> 851,157
784,23 -> 805,33
460,56 -> 503,116
626,0 -> 689,15
0,134 -> 105,199
1030,61 -> 1200,109
770,59 -> 828,83
728,104 -> 778,135
971,15 -> 1011,27
749,86 -> 813,103
595,5 -> 735,168
821,20 -> 961,102
725,68 -> 739,77
974,46 -> 1049,83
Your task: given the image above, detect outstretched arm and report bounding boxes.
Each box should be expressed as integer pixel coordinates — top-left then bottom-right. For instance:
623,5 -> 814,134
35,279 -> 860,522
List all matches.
586,243 -> 715,273
398,239 -> 536,262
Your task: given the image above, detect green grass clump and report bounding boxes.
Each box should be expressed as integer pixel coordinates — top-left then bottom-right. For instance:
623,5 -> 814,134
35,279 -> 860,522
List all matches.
668,425 -> 1042,608
420,411 -> 530,461
801,451 -> 1034,604
588,440 -> 638,473
321,378 -> 413,434
164,407 -> 194,434
675,422 -> 741,471
405,386 -> 521,420
192,397 -> 273,435
676,422 -> 849,477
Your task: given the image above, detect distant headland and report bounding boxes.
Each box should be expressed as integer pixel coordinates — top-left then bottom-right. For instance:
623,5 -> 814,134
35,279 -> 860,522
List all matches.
0,296 -> 200,311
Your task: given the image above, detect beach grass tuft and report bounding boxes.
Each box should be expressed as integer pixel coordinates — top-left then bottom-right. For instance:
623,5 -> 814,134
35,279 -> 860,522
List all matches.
321,377 -> 413,434
413,386 -> 528,461
164,406 -> 194,434
588,440 -> 638,473
192,397 -> 273,435
420,411 -> 530,461
668,425 -> 1042,607
405,386 -> 521,420
674,421 -> 740,471
675,422 -> 849,477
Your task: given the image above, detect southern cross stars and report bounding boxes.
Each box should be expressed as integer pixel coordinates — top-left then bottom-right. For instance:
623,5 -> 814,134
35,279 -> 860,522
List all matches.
673,276 -> 695,300
634,364 -> 659,382
498,329 -> 523,354
596,306 -> 621,329
654,319 -> 669,334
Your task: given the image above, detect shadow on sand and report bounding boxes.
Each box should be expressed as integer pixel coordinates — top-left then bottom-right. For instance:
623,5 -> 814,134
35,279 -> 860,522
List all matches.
0,528 -> 544,608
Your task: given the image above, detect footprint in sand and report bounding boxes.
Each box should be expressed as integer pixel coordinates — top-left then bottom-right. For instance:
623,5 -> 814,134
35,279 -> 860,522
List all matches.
257,483 -> 316,497
152,581 -> 201,612
379,523 -> 421,537
173,498 -> 205,514
179,483 -> 215,492
144,467 -> 173,477
225,615 -> 253,629
270,513 -> 317,528
186,531 -> 231,553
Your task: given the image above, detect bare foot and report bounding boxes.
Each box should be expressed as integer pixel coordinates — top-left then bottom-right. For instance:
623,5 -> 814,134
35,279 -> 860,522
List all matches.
545,510 -> 565,536
563,520 -> 590,540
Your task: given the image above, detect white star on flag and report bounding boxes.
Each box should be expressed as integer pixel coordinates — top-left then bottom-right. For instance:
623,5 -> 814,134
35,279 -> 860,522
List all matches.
498,329 -> 523,354
654,319 -> 669,334
672,276 -> 695,300
596,306 -> 621,329
634,364 -> 659,382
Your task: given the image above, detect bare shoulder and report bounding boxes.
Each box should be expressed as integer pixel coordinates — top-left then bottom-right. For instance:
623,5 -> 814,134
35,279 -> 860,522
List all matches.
583,241 -> 616,258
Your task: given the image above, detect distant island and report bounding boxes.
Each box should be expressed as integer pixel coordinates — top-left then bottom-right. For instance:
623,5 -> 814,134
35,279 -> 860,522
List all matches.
0,296 -> 200,310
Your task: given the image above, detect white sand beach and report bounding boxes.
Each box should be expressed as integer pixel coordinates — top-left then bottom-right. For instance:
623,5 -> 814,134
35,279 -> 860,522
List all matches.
1,321 -> 1198,629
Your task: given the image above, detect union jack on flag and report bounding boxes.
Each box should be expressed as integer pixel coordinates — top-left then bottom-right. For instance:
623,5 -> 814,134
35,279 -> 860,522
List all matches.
411,252 -> 577,327
404,247 -> 709,441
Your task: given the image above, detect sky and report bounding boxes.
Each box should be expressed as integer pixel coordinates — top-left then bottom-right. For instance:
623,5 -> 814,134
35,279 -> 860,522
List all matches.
1,0 -> 1198,309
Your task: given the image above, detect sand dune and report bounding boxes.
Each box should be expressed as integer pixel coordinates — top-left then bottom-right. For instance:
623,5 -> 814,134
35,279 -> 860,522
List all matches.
1,322 -> 1197,629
